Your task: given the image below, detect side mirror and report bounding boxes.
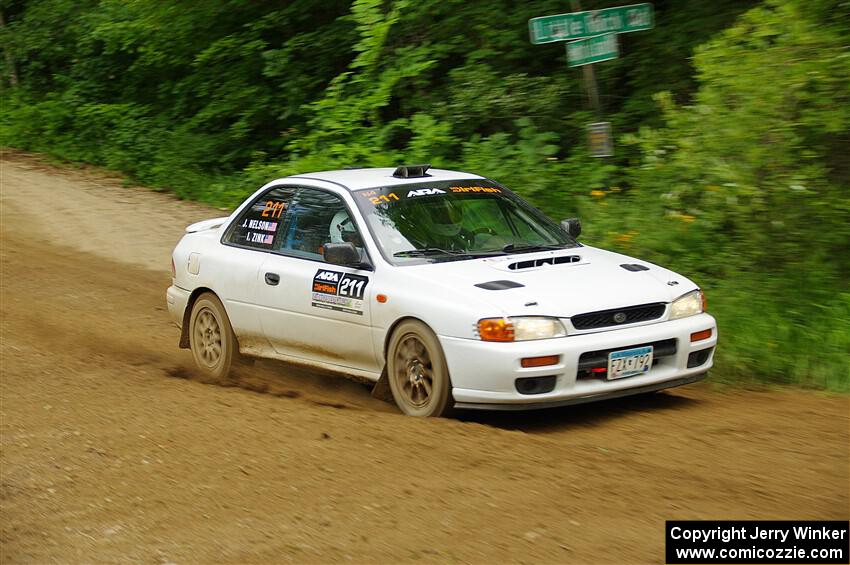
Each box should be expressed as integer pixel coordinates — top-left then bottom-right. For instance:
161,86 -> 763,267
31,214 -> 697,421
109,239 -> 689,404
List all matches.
323,242 -> 363,267
561,218 -> 582,239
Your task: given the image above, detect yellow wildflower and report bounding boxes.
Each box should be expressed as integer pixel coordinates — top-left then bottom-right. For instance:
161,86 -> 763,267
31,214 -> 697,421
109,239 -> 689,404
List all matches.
615,230 -> 638,244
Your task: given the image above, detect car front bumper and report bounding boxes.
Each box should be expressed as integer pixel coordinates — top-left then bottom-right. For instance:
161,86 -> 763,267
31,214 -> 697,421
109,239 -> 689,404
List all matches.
440,313 -> 717,409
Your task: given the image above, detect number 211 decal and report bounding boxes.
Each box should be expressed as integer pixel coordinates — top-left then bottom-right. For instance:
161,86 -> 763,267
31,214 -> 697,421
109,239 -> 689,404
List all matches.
311,269 -> 370,315
261,201 -> 286,219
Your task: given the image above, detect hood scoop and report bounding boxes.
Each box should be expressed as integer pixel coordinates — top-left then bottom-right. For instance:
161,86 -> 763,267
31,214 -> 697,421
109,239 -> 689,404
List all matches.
509,254 -> 581,271
474,280 -> 525,291
620,263 -> 650,272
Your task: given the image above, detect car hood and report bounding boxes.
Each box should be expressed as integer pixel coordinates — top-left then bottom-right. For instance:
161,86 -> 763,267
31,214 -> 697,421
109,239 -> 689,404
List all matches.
410,245 -> 697,318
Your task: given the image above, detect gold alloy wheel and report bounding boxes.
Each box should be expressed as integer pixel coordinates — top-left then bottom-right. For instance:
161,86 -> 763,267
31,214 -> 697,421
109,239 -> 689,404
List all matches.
193,308 -> 222,367
386,320 -> 453,417
189,292 -> 237,381
393,334 -> 434,407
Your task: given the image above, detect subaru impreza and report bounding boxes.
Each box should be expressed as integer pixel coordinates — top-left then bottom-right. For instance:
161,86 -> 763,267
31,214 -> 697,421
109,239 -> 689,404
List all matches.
167,165 -> 717,416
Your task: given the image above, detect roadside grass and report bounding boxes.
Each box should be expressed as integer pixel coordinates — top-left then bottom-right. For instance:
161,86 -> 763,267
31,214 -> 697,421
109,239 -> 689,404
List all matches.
708,284 -> 850,392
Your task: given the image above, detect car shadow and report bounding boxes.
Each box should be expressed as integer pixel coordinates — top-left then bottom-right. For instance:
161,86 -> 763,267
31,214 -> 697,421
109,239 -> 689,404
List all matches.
455,391 -> 702,433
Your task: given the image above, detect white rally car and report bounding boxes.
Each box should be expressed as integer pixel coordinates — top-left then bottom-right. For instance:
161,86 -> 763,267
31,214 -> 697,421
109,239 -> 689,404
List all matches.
167,165 -> 717,417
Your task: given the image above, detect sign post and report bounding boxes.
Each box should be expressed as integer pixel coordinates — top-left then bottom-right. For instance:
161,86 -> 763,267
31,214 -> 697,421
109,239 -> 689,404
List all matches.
529,2 -> 654,157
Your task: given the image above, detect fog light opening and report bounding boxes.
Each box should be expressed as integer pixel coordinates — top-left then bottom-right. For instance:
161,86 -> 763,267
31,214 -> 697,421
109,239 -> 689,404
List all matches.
515,375 -> 557,395
687,347 -> 713,368
520,355 -> 560,368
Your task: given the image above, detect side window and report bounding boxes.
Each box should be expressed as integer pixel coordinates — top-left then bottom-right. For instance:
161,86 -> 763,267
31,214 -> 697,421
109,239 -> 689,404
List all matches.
225,186 -> 297,249
279,188 -> 364,261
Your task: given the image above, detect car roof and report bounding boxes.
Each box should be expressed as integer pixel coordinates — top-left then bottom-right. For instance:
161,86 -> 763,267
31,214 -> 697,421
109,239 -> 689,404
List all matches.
285,167 -> 486,191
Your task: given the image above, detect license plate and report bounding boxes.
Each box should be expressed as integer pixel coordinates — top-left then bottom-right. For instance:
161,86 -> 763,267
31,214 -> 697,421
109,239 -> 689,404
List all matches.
607,346 -> 654,380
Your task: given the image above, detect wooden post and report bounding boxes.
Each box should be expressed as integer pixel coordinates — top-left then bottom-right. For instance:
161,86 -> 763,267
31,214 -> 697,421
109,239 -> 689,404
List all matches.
570,0 -> 601,117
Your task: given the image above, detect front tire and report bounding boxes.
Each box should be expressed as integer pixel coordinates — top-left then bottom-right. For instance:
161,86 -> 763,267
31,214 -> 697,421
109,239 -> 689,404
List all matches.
189,292 -> 237,382
387,320 -> 453,417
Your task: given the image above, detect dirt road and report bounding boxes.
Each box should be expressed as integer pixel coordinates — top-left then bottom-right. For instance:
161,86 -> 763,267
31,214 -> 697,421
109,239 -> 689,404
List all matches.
1,150 -> 848,564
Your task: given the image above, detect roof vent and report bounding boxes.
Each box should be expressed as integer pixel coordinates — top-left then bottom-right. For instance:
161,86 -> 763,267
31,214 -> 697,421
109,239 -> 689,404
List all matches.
393,164 -> 431,178
508,254 -> 581,270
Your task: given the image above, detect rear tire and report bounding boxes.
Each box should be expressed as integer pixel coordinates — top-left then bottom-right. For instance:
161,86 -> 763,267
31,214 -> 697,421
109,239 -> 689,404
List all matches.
387,320 -> 453,417
189,292 -> 237,382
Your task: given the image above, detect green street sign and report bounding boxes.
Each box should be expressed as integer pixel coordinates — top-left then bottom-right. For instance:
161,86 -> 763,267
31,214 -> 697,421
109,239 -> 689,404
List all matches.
529,3 -> 654,44
567,33 -> 619,67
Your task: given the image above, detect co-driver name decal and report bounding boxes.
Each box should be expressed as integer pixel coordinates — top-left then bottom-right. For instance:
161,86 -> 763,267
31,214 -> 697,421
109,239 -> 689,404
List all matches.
311,269 -> 369,315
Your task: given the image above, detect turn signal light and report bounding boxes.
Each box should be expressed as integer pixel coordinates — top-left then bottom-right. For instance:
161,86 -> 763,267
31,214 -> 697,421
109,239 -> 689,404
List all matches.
690,328 -> 713,342
477,318 -> 515,342
521,355 -> 561,368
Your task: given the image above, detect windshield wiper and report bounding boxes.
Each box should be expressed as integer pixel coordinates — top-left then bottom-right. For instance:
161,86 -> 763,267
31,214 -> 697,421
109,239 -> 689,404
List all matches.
393,248 -> 469,258
501,243 -> 566,254
394,248 -> 509,259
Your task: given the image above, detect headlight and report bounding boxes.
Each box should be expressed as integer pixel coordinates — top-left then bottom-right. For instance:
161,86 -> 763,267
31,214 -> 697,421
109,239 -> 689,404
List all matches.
477,317 -> 566,342
669,290 -> 706,320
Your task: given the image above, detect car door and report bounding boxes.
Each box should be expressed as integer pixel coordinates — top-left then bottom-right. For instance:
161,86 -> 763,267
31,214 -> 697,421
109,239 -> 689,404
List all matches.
218,185 -> 299,354
255,186 -> 380,373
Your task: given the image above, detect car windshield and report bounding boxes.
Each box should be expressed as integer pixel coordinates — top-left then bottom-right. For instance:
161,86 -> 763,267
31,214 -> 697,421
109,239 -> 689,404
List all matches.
352,179 -> 578,264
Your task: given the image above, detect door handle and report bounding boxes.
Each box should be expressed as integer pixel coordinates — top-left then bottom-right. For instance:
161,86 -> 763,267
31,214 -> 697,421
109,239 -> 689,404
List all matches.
264,272 -> 280,286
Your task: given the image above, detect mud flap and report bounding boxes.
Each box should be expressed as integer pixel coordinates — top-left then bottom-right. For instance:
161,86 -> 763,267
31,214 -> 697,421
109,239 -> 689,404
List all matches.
179,331 -> 190,349
371,368 -> 394,403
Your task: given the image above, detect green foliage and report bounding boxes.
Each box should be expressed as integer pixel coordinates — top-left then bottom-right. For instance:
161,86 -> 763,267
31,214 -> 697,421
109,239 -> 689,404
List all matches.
587,0 -> 850,388
629,2 -> 850,273
2,0 -> 847,389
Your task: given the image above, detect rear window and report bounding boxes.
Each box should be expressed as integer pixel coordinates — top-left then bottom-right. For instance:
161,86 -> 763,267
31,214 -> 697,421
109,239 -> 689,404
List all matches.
225,187 -> 297,249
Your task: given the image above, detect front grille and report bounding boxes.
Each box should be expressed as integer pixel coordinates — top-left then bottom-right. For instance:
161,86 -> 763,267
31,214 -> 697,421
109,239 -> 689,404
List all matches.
577,338 -> 677,371
571,302 -> 665,330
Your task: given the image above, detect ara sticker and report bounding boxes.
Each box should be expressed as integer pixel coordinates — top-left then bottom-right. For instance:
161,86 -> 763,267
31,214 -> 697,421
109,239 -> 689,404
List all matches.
311,269 -> 369,315
407,188 -> 446,197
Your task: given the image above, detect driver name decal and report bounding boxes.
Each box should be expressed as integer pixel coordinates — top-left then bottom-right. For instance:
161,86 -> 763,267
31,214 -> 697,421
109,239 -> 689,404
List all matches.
311,269 -> 369,315
240,219 -> 278,232
246,232 -> 274,245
